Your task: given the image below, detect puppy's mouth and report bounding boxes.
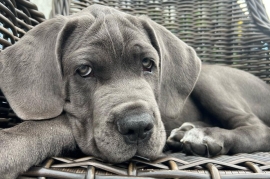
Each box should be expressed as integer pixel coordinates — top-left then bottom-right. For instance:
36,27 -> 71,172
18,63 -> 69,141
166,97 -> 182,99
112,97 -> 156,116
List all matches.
89,102 -> 166,163
91,122 -> 164,163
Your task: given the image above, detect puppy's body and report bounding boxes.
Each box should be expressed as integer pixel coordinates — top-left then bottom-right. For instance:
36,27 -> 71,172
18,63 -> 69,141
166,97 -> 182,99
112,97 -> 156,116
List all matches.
167,65 -> 270,155
172,65 -> 270,130
0,5 -> 270,178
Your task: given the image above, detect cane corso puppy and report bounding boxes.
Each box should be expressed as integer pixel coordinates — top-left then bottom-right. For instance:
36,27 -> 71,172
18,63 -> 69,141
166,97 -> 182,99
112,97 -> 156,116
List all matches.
0,4 -> 270,178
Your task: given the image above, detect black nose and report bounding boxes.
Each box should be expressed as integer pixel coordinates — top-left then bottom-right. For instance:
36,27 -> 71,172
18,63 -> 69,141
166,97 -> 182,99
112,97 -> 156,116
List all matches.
117,113 -> 154,144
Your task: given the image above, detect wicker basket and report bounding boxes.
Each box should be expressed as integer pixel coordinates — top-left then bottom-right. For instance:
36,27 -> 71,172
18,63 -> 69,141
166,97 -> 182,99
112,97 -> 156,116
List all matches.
18,152 -> 270,179
0,0 -> 270,178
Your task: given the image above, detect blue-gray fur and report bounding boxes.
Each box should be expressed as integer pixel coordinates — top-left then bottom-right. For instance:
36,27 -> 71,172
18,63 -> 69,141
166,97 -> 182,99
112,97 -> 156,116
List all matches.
0,5 -> 270,178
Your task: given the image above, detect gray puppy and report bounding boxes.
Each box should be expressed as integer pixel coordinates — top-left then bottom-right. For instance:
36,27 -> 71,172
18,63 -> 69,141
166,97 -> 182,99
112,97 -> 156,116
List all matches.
0,4 -> 270,178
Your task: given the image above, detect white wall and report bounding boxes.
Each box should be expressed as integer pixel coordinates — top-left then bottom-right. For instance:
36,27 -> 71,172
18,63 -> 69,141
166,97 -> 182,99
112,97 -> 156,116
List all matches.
263,0 -> 270,19
31,0 -> 53,19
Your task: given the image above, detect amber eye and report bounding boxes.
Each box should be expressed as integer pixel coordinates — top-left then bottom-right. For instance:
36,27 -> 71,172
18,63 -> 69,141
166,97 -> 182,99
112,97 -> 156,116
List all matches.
77,65 -> 93,77
142,58 -> 154,72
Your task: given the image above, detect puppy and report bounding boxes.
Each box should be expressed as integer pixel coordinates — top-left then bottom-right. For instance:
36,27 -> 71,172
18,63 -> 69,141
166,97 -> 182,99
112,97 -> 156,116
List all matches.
0,5 -> 270,178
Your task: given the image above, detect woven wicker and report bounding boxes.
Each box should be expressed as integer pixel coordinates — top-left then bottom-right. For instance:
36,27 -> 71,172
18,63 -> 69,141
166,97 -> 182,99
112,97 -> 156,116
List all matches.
19,152 -> 270,179
247,0 -> 270,36
0,0 -> 270,179
57,0 -> 270,83
50,0 -> 71,18
0,0 -> 45,48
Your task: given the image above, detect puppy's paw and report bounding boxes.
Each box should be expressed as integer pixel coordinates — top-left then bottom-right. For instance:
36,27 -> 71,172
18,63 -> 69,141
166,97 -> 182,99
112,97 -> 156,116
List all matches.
166,122 -> 195,151
181,128 -> 223,157
167,125 -> 224,157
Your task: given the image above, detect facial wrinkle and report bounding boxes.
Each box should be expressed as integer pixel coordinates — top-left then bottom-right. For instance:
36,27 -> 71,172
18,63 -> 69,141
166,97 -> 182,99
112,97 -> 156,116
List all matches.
102,14 -> 117,59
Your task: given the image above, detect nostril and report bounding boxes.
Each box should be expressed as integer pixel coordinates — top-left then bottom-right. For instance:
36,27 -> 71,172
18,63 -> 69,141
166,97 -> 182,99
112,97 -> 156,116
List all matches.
144,123 -> 153,133
126,129 -> 135,136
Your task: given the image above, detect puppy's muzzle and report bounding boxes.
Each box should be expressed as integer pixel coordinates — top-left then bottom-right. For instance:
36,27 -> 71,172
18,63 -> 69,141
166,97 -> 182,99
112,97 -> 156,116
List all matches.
117,113 -> 154,144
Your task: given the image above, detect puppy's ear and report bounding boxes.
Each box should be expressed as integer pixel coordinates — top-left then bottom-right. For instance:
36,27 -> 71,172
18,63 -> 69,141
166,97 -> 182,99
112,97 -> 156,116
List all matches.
141,18 -> 201,119
0,16 -> 76,120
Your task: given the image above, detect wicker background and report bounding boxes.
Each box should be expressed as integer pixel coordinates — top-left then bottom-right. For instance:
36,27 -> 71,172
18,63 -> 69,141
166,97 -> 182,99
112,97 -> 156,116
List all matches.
0,0 -> 270,178
53,0 -> 270,83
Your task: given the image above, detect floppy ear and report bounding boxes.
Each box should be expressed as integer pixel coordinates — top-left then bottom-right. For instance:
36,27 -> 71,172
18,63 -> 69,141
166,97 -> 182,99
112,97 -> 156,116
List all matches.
0,16 -> 74,120
141,18 -> 201,120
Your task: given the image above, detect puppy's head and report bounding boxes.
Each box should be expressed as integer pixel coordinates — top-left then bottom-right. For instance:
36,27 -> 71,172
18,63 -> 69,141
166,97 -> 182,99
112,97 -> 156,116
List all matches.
0,5 -> 201,162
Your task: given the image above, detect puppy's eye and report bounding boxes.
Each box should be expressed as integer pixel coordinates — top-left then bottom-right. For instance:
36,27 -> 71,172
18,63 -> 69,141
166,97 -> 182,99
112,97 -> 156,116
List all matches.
142,58 -> 154,72
77,65 -> 94,77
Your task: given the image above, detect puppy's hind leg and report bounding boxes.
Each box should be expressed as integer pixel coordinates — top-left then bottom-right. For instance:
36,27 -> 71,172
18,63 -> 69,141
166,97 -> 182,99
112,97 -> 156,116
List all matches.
178,66 -> 270,157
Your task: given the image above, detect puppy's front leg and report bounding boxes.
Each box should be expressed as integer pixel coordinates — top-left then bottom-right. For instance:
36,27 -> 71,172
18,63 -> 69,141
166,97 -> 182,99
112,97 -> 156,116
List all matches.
0,115 -> 76,179
166,121 -> 213,152
178,120 -> 270,156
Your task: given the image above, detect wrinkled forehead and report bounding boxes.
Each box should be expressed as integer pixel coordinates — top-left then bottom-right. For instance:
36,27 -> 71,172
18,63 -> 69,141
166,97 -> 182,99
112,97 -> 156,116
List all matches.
64,11 -> 152,61
91,14 -> 148,55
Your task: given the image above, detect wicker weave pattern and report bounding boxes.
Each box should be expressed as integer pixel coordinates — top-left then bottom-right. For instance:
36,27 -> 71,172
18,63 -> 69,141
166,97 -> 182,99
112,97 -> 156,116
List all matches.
248,0 -> 270,36
67,0 -> 270,83
51,0 -> 71,17
0,0 -> 45,49
19,152 -> 270,179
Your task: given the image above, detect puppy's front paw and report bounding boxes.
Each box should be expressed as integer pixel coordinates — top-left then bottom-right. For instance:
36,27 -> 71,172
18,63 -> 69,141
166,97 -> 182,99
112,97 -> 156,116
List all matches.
167,125 -> 225,157
181,128 -> 223,157
166,122 -> 195,151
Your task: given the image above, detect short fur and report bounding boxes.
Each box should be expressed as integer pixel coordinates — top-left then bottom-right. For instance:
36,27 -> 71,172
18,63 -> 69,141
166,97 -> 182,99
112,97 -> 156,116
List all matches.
0,5 -> 270,178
